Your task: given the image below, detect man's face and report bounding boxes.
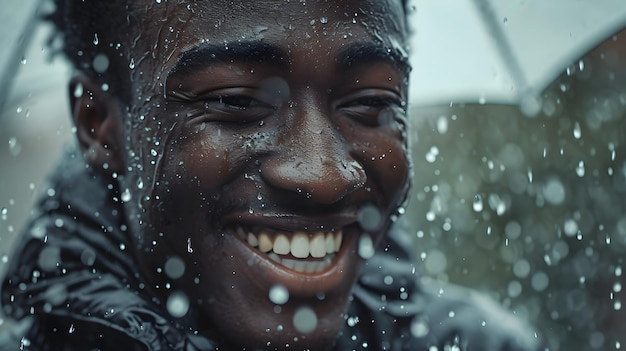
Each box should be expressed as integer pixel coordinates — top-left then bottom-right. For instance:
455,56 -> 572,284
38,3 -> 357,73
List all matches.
117,0 -> 410,349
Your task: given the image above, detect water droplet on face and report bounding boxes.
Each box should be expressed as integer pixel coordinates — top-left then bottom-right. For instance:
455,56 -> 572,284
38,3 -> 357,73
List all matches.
320,16 -> 328,24
166,291 -> 190,318
73,83 -> 84,98
187,238 -> 193,253
269,284 -> 289,305
129,58 -> 135,69
293,306 -> 317,334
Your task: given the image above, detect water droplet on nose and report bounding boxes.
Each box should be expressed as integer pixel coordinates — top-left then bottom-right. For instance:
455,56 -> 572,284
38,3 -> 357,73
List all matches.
269,284 -> 289,305
166,291 -> 190,318
293,306 -> 317,333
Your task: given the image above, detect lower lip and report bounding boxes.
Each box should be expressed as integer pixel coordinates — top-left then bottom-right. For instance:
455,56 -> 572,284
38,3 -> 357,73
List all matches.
225,227 -> 360,298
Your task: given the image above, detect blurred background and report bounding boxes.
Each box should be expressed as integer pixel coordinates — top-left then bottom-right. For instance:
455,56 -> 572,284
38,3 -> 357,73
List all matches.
1,1 -> 626,350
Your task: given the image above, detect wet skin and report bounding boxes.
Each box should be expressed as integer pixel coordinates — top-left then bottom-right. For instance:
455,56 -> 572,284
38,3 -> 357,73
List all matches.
75,0 -> 410,349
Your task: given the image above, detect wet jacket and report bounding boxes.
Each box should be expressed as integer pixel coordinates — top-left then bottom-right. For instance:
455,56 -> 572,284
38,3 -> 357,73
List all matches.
0,148 -> 541,351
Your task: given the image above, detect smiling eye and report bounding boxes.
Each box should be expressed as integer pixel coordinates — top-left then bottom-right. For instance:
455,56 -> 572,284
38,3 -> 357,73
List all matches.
206,95 -> 272,110
194,94 -> 276,124
337,90 -> 405,126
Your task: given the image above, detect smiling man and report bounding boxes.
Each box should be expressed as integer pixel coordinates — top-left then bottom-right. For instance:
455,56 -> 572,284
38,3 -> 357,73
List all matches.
1,1 -> 540,350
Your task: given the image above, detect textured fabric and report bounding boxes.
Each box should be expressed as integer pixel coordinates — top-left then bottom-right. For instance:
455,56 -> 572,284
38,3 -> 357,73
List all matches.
0,147 -> 541,351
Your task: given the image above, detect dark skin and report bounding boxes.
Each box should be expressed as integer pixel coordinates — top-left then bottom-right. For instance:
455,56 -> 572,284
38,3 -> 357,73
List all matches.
71,1 -> 410,349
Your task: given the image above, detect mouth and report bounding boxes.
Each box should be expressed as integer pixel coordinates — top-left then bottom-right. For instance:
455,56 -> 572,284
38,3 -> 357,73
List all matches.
234,226 -> 343,274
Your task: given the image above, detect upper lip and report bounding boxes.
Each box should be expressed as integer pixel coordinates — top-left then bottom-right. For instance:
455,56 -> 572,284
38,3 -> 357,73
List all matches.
222,211 -> 359,232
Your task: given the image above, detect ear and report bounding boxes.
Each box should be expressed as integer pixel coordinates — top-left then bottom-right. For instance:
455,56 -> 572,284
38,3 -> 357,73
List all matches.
69,74 -> 125,174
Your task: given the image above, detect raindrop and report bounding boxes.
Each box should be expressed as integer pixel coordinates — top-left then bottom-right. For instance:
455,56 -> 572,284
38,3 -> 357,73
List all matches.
92,53 -> 109,73
37,246 -> 61,272
563,219 -> 578,237
93,33 -> 99,45
320,16 -> 328,24
68,324 -> 75,333
513,259 -> 531,278
508,280 -> 522,298
137,178 -> 144,189
576,161 -> 585,177
269,284 -> 289,305
573,122 -> 582,139
472,194 -> 483,212
129,58 -> 135,70
293,306 -> 317,334
531,271 -> 549,291
357,234 -> 375,259
424,249 -> 447,275
357,204 -> 382,231
80,249 -> 96,266
543,178 -> 566,205
164,256 -> 186,279
187,238 -> 193,253
0,208 -> 7,221
121,188 -> 132,202
8,137 -> 21,156
436,115 -> 448,134
425,146 -> 439,163
166,291 -> 190,318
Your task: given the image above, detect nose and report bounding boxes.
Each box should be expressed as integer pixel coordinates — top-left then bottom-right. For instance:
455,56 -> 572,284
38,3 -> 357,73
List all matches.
261,105 -> 367,205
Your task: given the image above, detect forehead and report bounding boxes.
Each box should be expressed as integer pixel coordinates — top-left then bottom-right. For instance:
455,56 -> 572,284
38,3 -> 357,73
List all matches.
130,0 -> 407,76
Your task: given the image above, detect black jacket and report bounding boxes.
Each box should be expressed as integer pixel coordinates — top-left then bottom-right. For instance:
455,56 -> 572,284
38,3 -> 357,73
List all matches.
0,148 -> 541,351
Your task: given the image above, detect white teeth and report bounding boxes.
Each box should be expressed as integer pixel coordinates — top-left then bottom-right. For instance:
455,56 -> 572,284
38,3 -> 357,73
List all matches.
310,233 -> 326,258
247,232 -> 258,247
273,234 -> 290,255
238,227 -> 344,271
258,233 -> 273,253
291,232 -> 310,258
334,232 -> 343,252
325,233 -> 335,254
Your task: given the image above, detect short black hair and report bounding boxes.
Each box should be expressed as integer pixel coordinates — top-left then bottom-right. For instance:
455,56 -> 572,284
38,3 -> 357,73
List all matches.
45,0 -> 411,102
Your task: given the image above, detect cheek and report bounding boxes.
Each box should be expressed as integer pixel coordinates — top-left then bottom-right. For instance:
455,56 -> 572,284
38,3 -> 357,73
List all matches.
352,127 -> 410,204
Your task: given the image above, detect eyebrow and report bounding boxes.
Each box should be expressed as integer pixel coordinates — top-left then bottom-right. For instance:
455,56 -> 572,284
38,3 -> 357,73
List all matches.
167,41 -> 289,78
335,42 -> 411,72
167,40 -> 410,80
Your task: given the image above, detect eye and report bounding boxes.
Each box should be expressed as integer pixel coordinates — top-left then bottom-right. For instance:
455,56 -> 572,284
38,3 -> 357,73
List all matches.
336,89 -> 405,126
189,90 -> 277,124
206,95 -> 271,111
